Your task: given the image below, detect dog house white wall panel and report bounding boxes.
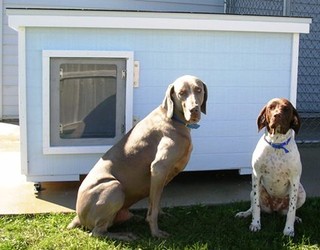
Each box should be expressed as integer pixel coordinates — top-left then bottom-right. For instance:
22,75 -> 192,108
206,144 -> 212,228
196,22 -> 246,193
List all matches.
7,9 -> 311,181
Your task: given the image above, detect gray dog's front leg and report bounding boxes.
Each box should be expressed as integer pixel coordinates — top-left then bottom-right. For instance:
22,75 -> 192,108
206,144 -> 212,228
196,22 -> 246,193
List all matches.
146,160 -> 170,238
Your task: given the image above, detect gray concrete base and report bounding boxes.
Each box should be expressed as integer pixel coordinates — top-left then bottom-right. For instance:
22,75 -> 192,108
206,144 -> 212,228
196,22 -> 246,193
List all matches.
0,122 -> 319,215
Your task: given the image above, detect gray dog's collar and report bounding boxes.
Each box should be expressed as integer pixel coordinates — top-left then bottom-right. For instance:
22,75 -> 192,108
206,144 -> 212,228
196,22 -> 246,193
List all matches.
172,114 -> 200,129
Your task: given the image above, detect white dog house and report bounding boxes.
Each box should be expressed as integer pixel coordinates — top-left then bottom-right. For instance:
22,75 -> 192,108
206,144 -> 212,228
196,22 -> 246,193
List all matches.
7,8 -> 311,182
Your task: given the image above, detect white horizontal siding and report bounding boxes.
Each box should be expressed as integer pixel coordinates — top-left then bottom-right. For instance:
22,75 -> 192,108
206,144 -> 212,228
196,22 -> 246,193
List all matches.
3,54 -> 16,68
0,0 -> 2,118
2,2 -> 18,118
3,92 -> 18,105
4,0 -> 224,12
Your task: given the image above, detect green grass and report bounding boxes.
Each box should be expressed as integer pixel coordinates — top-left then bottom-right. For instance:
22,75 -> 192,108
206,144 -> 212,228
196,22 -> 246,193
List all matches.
1,198 -> 320,250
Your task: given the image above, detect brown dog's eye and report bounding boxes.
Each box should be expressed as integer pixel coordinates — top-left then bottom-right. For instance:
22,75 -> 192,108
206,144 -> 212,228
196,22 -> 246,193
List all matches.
269,104 -> 276,110
179,90 -> 186,96
283,106 -> 289,112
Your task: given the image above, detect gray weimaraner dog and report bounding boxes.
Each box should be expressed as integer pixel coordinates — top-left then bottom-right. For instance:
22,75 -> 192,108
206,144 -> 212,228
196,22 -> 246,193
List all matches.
68,75 -> 208,240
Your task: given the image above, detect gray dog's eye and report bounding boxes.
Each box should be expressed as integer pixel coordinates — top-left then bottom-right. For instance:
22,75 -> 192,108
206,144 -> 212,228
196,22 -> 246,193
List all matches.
195,87 -> 202,93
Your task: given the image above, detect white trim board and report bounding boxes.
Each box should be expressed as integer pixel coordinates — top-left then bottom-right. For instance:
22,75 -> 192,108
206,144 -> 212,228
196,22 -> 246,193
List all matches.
18,27 -> 28,175
290,33 -> 300,107
7,9 -> 312,34
0,0 -> 3,119
42,50 -> 134,155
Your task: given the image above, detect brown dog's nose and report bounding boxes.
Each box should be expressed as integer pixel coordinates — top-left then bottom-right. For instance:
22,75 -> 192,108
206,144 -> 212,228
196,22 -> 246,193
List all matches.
273,111 -> 281,118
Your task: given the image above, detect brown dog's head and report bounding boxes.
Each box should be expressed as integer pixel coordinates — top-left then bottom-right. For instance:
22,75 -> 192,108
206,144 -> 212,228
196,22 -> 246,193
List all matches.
257,98 -> 301,135
162,75 -> 207,124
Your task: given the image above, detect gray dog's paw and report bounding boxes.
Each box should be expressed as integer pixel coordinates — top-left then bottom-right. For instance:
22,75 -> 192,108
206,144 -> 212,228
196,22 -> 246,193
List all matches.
153,229 -> 170,239
90,231 -> 138,241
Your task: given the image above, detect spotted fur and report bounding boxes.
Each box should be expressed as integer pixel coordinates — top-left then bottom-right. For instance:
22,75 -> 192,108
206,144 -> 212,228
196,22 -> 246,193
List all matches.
236,98 -> 306,237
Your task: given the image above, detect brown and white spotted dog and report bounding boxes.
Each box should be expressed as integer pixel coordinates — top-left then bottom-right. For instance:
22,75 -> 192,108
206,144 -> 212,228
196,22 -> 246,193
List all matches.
236,98 -> 306,237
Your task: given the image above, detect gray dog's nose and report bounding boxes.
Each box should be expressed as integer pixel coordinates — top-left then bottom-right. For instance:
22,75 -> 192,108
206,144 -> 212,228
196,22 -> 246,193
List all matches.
190,106 -> 200,114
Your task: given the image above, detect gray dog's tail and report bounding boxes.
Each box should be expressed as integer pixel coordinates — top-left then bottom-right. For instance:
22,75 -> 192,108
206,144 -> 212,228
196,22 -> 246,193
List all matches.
67,215 -> 81,229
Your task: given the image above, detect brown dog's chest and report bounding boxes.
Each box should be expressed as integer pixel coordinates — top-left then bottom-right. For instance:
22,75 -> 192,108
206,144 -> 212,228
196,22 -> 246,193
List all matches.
260,185 -> 290,212
256,147 -> 294,211
259,153 -> 292,197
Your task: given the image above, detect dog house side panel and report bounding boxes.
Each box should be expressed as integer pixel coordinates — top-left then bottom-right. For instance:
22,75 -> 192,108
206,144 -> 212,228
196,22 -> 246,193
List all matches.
23,26 -> 294,180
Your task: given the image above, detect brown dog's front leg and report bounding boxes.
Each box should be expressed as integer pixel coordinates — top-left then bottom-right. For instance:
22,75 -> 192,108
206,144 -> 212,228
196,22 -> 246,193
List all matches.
283,176 -> 300,237
146,160 -> 170,238
250,173 -> 262,232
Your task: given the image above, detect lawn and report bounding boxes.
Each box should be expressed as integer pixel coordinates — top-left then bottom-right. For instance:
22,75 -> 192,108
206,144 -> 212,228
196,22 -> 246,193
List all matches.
1,198 -> 319,250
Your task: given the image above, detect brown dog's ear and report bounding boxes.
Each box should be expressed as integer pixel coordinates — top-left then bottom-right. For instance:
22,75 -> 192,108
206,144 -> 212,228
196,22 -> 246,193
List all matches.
201,82 -> 208,114
162,84 -> 174,118
257,106 -> 267,132
291,106 -> 301,134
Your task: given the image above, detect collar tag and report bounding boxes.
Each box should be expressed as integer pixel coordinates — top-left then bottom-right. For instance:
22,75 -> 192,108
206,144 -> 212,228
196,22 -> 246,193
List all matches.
186,123 -> 200,129
172,114 -> 200,129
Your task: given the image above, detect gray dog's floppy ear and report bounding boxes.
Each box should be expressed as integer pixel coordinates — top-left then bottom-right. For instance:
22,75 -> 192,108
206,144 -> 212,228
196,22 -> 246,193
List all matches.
201,82 -> 208,114
257,106 -> 267,132
162,84 -> 174,118
291,106 -> 301,134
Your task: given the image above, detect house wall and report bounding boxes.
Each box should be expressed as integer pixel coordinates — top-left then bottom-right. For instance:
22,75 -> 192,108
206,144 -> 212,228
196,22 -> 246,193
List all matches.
2,0 -> 19,118
0,0 -> 2,119
7,8 -> 311,181
23,26 -> 294,180
1,0 -> 225,119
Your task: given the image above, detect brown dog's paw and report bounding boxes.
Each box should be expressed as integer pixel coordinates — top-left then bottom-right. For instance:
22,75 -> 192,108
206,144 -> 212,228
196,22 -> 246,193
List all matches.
295,216 -> 302,223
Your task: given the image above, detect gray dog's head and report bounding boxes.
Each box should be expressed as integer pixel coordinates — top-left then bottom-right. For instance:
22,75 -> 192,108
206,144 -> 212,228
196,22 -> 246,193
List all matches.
162,75 -> 207,124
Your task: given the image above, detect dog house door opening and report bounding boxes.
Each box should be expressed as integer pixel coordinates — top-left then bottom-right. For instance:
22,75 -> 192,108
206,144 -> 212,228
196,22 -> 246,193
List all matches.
50,57 -> 126,147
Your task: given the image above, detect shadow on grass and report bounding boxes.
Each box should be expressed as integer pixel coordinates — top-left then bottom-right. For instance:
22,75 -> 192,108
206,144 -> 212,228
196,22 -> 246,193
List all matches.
1,199 -> 319,250
101,199 -> 320,250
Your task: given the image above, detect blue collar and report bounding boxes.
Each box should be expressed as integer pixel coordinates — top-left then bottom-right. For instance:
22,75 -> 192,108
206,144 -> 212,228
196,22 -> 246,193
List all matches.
264,136 -> 291,153
172,114 -> 200,129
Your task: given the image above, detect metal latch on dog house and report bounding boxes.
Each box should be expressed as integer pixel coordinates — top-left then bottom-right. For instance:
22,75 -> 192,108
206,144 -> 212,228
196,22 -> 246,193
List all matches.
121,61 -> 139,87
133,61 -> 139,88
121,124 -> 125,134
121,70 -> 126,79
